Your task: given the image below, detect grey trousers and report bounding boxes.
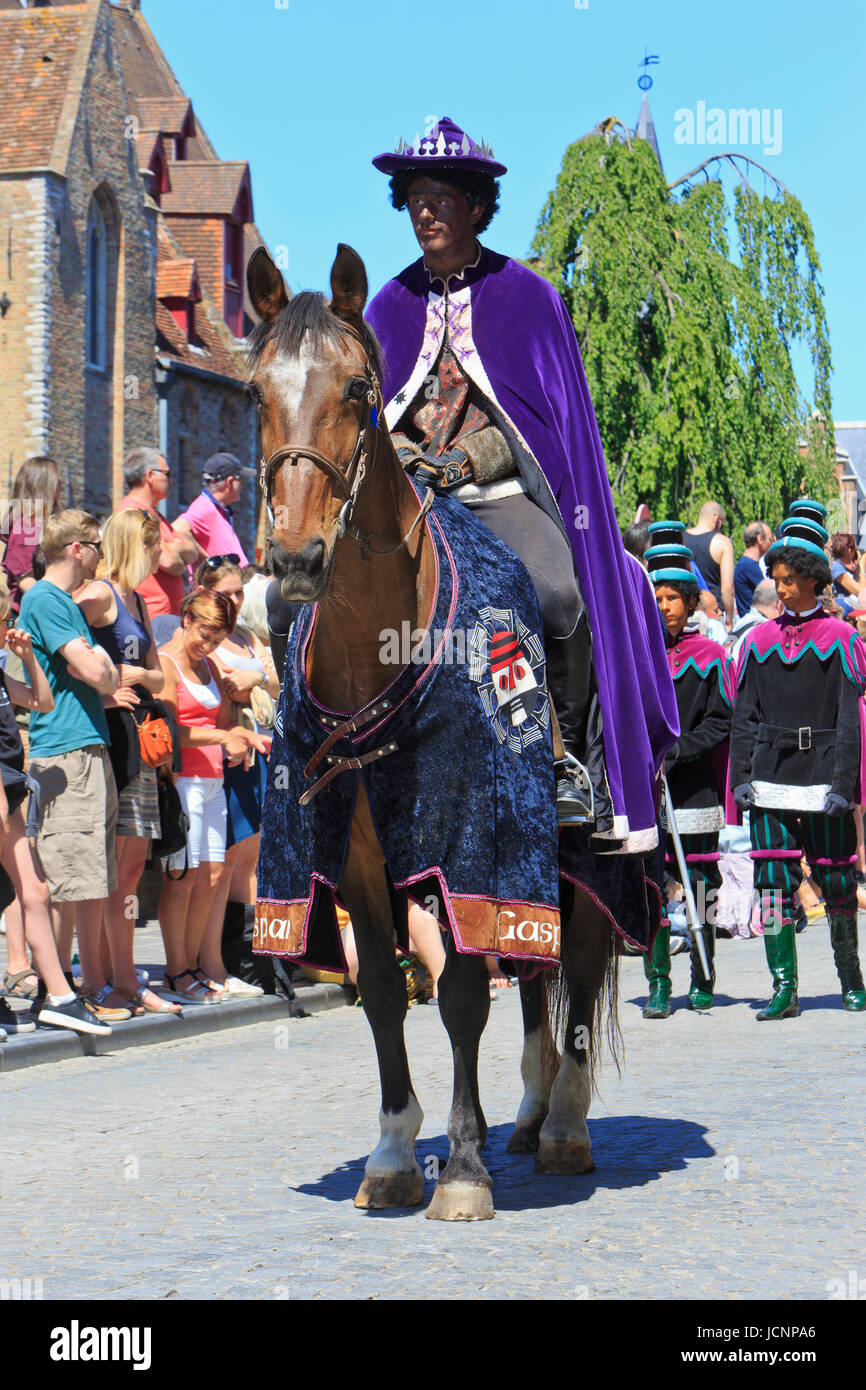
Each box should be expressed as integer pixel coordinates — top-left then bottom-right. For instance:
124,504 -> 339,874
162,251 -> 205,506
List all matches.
465,491 -> 581,639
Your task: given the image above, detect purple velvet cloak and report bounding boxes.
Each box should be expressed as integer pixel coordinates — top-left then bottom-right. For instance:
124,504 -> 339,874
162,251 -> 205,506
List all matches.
367,245 -> 678,846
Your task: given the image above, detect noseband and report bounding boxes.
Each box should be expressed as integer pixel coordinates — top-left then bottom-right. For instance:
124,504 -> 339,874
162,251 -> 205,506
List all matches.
258,339 -> 433,557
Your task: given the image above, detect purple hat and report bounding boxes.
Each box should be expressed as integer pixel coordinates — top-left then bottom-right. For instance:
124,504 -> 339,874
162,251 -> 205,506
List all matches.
372,115 -> 507,177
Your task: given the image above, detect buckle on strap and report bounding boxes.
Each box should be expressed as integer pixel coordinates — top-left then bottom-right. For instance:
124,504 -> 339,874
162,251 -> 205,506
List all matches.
798,726 -> 811,751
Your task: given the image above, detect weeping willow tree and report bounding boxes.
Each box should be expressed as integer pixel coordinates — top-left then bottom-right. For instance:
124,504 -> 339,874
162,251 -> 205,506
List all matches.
530,120 -> 834,530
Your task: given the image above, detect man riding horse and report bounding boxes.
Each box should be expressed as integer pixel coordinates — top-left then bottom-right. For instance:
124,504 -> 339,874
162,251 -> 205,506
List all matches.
367,116 -> 677,844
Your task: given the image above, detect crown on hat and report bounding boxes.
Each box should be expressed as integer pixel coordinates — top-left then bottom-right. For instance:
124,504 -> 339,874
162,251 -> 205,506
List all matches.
373,116 -> 507,176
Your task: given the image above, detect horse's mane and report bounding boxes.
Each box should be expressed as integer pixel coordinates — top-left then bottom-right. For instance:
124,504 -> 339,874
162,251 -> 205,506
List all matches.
246,291 -> 383,380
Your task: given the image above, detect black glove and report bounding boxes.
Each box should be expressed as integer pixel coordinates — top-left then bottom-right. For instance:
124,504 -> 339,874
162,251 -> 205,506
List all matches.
733,782 -> 756,811
823,792 -> 851,818
411,448 -> 471,492
664,740 -> 681,767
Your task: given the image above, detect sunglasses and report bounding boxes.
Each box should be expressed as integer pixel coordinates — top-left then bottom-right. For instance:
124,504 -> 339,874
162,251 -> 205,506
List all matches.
204,553 -> 240,569
76,539 -> 102,555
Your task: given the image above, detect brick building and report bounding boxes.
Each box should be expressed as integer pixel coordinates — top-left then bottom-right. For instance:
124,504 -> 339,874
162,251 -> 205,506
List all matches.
0,0 -> 266,554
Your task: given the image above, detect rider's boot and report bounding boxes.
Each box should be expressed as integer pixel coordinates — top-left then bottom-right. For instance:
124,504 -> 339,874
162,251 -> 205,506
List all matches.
546,613 -> 613,832
687,921 -> 716,1010
642,925 -> 672,1019
829,912 -> 866,1012
756,917 -> 799,1020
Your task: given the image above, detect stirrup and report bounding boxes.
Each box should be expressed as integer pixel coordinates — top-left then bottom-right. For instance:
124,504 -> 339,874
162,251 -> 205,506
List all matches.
556,754 -> 596,825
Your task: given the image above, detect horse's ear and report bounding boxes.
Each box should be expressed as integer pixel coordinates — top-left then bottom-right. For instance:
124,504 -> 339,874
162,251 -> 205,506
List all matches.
247,246 -> 289,324
329,243 -> 368,327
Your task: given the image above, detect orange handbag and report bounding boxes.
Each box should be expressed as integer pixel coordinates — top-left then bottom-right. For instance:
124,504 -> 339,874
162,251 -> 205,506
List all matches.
137,714 -> 174,768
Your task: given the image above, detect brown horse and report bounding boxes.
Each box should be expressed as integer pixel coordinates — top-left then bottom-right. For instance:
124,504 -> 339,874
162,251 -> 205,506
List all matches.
247,243 -> 616,1221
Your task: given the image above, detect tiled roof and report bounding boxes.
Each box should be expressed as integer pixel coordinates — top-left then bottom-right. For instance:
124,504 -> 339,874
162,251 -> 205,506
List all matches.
156,220 -> 245,381
135,95 -> 192,135
134,128 -> 170,178
161,161 -> 251,217
110,2 -> 179,101
0,4 -> 87,172
156,301 -> 245,381
157,256 -> 199,301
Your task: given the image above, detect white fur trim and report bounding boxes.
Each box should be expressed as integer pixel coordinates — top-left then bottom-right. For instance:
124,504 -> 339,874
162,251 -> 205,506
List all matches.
674,805 -> 724,834
454,477 -> 526,504
752,781 -> 832,812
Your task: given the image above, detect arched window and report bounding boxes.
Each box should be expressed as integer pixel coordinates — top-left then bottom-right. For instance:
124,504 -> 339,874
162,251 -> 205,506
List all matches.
85,199 -> 107,369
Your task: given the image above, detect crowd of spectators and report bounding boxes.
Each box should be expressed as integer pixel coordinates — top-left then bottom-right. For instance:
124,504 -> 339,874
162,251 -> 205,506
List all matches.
0,448 -> 272,1039
4,459 -> 864,1038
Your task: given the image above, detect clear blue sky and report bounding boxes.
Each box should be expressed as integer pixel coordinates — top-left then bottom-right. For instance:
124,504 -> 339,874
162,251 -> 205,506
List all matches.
144,0 -> 864,419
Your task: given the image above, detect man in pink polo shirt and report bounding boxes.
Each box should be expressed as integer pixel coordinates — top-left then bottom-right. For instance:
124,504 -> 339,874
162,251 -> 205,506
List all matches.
115,447 -> 203,617
173,454 -> 254,565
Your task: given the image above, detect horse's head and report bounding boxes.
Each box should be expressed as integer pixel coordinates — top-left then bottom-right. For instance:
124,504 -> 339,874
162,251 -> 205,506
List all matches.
246,243 -> 382,602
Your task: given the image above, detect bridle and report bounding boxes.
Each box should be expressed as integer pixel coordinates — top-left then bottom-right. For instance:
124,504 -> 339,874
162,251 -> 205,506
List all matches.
258,334 -> 433,558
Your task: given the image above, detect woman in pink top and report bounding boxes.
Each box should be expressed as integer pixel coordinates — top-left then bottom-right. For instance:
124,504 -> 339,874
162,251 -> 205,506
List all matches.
157,588 -> 268,1004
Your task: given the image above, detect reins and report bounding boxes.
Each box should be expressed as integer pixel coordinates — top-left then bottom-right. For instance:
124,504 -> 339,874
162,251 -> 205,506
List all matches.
258,329 -> 433,558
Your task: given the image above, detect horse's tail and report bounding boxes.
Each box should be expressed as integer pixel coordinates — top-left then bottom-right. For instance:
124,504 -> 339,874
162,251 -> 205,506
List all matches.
543,930 -> 622,1094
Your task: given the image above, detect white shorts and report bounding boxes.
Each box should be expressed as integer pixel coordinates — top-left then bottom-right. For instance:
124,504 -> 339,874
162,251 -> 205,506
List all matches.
165,775 -> 227,871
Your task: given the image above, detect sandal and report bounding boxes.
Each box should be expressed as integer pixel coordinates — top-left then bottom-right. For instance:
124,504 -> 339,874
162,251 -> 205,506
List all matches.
3,969 -> 39,1000
96,987 -> 146,1016
114,987 -> 182,1016
191,968 -> 228,1000
163,970 -> 222,1006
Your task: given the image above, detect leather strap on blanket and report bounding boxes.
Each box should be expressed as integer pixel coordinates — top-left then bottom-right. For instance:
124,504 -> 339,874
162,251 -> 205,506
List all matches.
300,699 -> 398,806
299,740 -> 399,806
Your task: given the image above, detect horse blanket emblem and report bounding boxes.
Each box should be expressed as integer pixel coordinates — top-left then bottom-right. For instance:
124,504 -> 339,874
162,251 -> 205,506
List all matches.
470,612 -> 549,751
254,489 -> 563,971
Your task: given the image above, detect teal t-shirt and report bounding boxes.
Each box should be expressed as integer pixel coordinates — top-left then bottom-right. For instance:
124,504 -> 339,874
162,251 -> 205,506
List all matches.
18,581 -> 109,757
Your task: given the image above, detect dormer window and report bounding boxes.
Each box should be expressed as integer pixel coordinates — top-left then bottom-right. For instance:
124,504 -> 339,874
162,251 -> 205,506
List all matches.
224,221 -> 243,285
174,134 -> 186,161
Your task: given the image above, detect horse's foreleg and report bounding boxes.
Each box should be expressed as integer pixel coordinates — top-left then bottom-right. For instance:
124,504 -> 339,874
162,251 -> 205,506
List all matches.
427,938 -> 494,1221
507,973 -> 560,1153
536,892 -> 612,1176
340,788 -> 424,1210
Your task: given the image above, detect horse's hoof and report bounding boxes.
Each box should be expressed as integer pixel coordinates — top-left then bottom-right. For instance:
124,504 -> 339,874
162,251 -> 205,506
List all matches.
507,1121 -> 543,1154
534,1138 -> 595,1176
353,1171 -> 424,1209
425,1181 -> 495,1221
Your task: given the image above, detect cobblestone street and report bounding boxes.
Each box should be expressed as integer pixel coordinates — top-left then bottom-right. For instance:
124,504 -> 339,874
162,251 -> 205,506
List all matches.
2,924 -> 863,1301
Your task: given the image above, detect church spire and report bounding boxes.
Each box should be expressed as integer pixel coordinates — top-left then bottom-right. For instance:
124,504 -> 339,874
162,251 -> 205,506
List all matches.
635,49 -> 663,173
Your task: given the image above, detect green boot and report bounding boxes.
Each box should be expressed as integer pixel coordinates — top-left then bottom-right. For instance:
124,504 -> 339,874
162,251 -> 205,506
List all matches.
688,926 -> 716,1010
643,925 -> 672,1019
756,918 -> 799,1020
829,913 -> 866,1012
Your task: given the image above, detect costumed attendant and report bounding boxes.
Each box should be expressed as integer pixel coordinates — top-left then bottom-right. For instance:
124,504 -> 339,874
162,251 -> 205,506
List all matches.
730,500 -> 866,1017
643,523 -> 734,1017
366,117 -> 677,846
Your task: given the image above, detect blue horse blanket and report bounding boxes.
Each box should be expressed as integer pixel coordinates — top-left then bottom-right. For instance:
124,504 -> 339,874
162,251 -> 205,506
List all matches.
255,490 -> 660,971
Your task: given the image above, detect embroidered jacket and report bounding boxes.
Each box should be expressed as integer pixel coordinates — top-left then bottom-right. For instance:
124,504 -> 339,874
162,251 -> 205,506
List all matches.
730,607 -> 866,811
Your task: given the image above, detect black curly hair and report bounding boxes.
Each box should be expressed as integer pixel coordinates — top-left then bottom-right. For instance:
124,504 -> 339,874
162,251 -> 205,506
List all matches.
767,543 -> 831,593
388,168 -> 501,233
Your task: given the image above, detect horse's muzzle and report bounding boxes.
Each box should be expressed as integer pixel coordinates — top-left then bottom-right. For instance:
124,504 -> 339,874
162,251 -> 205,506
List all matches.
270,536 -> 332,602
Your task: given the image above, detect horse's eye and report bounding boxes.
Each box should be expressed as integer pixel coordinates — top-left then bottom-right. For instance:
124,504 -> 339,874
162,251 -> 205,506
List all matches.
347,378 -> 367,401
